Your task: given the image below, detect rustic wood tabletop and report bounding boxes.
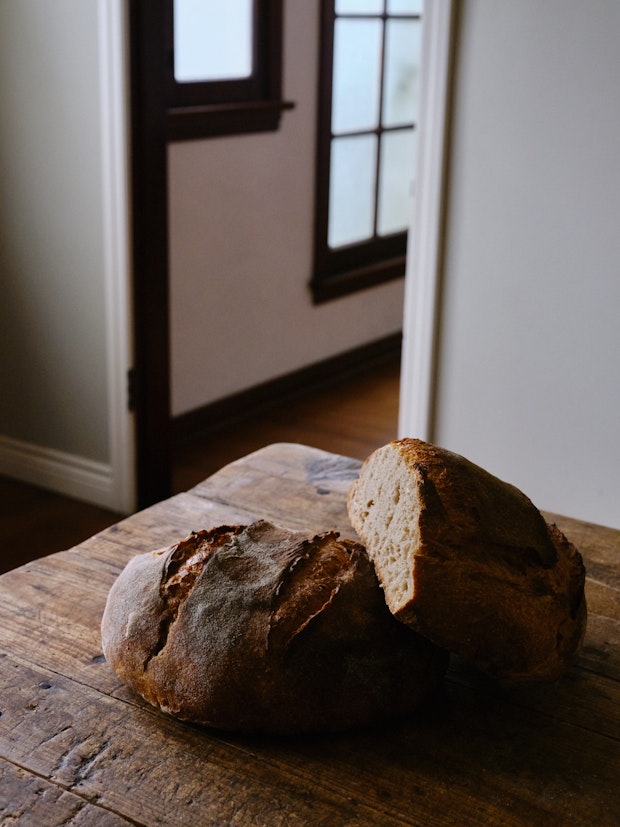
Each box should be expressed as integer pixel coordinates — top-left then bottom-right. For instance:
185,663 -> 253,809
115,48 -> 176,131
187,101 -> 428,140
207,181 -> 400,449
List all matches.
0,443 -> 618,826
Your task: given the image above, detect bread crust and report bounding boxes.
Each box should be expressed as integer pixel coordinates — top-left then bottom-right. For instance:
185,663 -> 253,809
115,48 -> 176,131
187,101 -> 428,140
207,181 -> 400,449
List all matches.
347,439 -> 587,682
101,520 -> 448,733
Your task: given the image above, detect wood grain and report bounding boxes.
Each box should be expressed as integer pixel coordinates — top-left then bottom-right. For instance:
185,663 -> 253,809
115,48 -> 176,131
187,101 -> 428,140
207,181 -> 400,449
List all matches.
1,443 -> 619,827
0,761 -> 132,826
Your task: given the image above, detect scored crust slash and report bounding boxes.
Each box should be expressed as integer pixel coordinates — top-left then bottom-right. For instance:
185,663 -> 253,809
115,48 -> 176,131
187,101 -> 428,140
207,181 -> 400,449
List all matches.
101,519 -> 448,734
101,438 -> 587,734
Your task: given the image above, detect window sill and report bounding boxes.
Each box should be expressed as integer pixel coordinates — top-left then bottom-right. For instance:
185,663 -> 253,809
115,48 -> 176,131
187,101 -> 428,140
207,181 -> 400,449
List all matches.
310,255 -> 406,304
167,99 -> 295,142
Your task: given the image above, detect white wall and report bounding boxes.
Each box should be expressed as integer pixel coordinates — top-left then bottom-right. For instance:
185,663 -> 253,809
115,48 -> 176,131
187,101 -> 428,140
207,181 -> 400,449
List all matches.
403,0 -> 620,528
0,0 -> 133,512
168,1 -> 405,417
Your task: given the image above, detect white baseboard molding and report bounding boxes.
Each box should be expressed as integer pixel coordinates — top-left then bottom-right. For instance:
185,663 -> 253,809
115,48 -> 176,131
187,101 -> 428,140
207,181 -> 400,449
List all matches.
0,434 -> 118,512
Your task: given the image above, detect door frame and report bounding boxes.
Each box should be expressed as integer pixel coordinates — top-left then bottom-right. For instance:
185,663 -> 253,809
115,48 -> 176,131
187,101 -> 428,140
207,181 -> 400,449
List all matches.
398,0 -> 455,442
128,0 -> 172,508
101,0 -> 137,513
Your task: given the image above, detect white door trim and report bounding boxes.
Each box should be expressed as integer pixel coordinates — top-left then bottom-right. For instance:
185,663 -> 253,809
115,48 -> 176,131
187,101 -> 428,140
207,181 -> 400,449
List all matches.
98,0 -> 135,513
399,0 -> 455,441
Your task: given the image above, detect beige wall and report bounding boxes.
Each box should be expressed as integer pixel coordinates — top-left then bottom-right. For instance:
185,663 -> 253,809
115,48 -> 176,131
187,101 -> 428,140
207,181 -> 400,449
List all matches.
0,0 -> 133,511
415,0 -> 620,528
0,0 -> 110,460
168,1 -> 405,417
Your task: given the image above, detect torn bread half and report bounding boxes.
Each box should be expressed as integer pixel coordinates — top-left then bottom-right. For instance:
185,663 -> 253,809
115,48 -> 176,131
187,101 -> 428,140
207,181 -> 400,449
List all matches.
347,439 -> 587,682
101,520 -> 448,734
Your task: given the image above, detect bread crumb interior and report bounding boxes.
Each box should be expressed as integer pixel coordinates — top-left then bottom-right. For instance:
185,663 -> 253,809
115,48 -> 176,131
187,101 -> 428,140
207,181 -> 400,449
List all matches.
351,449 -> 419,612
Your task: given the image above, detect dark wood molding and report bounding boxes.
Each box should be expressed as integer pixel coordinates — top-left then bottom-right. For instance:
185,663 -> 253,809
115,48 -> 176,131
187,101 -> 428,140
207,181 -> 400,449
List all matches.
167,99 -> 295,142
310,253 -> 407,303
129,0 -> 172,508
172,333 -> 402,445
164,0 -> 293,142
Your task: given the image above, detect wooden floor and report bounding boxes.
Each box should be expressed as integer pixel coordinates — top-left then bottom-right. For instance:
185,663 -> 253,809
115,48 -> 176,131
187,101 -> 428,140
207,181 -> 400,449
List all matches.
0,359 -> 400,574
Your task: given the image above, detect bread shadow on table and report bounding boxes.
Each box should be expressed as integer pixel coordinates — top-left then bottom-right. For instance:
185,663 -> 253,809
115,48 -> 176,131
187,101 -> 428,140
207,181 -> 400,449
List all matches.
108,653 -> 605,798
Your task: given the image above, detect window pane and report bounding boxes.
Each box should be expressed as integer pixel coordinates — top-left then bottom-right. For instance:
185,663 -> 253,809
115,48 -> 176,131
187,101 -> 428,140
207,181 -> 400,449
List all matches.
173,0 -> 253,82
328,135 -> 378,247
386,0 -> 424,13
332,19 -> 382,134
336,0 -> 384,13
377,129 -> 416,236
382,19 -> 422,127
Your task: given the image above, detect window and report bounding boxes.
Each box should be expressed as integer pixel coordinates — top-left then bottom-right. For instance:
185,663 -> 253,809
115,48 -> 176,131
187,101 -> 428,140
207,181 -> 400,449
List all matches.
164,0 -> 293,141
311,0 -> 423,302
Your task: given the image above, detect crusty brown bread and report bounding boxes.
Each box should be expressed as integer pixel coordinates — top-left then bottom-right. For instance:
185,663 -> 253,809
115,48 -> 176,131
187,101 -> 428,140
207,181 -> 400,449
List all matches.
347,439 -> 587,682
101,519 -> 448,734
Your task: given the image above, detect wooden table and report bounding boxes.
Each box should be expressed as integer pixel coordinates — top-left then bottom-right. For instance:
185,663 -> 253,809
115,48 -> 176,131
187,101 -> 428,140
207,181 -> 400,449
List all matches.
1,443 -> 618,826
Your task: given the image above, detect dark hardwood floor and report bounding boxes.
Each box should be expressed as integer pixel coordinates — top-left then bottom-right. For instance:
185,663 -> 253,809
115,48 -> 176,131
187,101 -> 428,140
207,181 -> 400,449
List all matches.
0,358 -> 400,574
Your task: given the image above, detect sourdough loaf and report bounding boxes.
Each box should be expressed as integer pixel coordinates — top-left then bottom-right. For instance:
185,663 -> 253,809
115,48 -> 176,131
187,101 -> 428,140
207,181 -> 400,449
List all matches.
101,519 -> 448,734
347,439 -> 587,682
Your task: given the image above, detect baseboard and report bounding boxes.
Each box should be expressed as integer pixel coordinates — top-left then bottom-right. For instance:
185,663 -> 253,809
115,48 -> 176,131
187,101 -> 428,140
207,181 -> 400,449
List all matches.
173,332 -> 402,446
0,434 -> 117,511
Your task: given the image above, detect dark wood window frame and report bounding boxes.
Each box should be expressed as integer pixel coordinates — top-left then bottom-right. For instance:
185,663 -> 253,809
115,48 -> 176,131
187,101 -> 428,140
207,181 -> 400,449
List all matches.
129,0 -> 293,507
164,0 -> 294,141
311,1 -> 420,304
